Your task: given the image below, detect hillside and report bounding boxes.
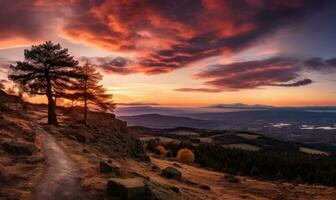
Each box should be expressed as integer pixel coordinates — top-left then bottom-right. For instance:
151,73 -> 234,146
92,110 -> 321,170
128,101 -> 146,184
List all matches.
1,91 -> 336,199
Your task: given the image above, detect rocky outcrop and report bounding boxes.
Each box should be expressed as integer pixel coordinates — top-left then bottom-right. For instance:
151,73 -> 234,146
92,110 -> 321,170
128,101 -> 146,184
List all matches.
161,167 -> 182,180
1,141 -> 36,156
60,124 -> 96,143
62,109 -> 148,160
107,177 -> 146,200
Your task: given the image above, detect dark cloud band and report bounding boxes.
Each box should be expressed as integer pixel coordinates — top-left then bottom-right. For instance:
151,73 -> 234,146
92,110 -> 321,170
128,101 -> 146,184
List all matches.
175,56 -> 336,92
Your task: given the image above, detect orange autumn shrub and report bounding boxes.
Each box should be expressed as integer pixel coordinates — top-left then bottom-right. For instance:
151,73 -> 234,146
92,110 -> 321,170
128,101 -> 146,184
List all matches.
176,148 -> 195,163
155,145 -> 167,156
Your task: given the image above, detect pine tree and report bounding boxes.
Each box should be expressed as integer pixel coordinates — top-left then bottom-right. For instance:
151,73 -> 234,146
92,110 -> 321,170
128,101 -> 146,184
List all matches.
8,41 -> 80,125
74,63 -> 115,125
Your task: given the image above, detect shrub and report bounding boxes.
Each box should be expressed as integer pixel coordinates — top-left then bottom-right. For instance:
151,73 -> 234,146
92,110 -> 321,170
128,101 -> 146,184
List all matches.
176,148 -> 195,163
155,145 -> 167,156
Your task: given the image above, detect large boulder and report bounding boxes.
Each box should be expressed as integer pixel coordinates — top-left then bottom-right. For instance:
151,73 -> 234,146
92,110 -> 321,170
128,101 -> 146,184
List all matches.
107,177 -> 146,200
161,167 -> 182,180
1,141 -> 36,156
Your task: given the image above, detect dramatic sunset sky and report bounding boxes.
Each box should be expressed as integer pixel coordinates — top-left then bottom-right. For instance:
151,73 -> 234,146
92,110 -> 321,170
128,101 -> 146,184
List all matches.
0,0 -> 335,107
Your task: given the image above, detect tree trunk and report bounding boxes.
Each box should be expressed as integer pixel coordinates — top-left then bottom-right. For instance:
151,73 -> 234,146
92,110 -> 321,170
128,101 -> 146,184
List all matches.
84,70 -> 88,126
84,95 -> 87,126
45,71 -> 58,126
47,92 -> 58,126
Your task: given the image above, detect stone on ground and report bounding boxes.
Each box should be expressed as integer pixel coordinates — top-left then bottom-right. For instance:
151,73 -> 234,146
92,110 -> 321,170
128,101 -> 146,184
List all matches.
1,141 -> 36,156
107,177 -> 146,200
161,167 -> 182,180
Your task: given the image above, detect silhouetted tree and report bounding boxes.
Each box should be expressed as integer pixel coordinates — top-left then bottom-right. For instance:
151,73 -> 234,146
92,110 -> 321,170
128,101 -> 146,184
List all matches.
8,41 -> 79,125
74,63 -> 115,125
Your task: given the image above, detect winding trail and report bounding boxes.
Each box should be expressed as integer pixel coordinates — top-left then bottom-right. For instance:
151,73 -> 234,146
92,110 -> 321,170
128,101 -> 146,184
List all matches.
31,122 -> 87,200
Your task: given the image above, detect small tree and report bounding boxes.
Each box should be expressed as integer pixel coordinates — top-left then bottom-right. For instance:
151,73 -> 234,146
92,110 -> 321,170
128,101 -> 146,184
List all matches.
8,41 -> 79,125
74,63 -> 115,125
155,145 -> 167,156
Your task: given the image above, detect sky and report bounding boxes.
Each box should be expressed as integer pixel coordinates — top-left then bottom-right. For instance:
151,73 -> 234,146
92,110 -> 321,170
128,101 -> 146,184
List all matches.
0,0 -> 336,107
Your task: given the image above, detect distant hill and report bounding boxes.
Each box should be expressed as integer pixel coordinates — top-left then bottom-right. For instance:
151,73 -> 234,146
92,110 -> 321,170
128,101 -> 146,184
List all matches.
119,114 -> 219,129
119,110 -> 336,129
186,109 -> 336,122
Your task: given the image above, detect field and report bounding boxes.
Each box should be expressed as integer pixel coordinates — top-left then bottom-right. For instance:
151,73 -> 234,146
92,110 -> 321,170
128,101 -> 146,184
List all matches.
300,147 -> 330,156
222,143 -> 261,151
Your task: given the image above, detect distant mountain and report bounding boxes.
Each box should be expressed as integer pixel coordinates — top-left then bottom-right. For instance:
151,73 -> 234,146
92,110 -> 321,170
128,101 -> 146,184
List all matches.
206,103 -> 274,109
115,103 -> 336,117
118,113 -> 219,129
115,106 -> 187,116
119,110 -> 336,130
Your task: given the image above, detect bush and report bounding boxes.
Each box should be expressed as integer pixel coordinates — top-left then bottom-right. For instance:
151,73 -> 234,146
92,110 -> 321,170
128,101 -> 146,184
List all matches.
176,148 -> 195,163
155,145 -> 167,156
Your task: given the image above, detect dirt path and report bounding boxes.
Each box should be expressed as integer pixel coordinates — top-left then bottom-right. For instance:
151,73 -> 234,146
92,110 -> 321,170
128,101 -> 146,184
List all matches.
32,122 -> 87,200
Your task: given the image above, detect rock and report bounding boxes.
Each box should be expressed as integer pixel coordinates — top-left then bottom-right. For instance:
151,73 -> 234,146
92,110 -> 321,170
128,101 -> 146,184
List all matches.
224,174 -> 239,183
24,131 -> 36,143
161,167 -> 181,180
107,177 -> 145,200
173,163 -> 182,168
130,172 -> 150,181
25,156 -> 45,164
1,141 -> 36,156
170,186 -> 180,193
0,165 -> 8,183
185,179 -> 198,186
149,163 -> 160,172
61,125 -> 95,143
146,181 -> 180,199
100,160 -> 120,174
199,184 -> 211,191
82,148 -> 90,153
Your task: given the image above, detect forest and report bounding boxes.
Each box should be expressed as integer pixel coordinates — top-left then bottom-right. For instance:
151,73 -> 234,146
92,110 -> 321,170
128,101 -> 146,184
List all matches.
148,141 -> 336,186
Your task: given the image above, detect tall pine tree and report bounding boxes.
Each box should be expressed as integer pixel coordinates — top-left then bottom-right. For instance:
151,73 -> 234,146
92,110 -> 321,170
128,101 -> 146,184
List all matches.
8,41 -> 80,125
74,63 -> 115,125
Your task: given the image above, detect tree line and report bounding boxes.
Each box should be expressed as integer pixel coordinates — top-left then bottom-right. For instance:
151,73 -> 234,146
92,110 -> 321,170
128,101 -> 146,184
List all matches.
150,141 -> 336,186
8,41 -> 115,125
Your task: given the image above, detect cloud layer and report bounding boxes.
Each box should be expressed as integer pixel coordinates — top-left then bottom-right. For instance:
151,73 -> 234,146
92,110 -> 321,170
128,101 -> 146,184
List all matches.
79,56 -> 135,75
1,0 -> 335,94
176,56 -> 336,92
0,0 -> 329,74
61,0 -> 326,74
